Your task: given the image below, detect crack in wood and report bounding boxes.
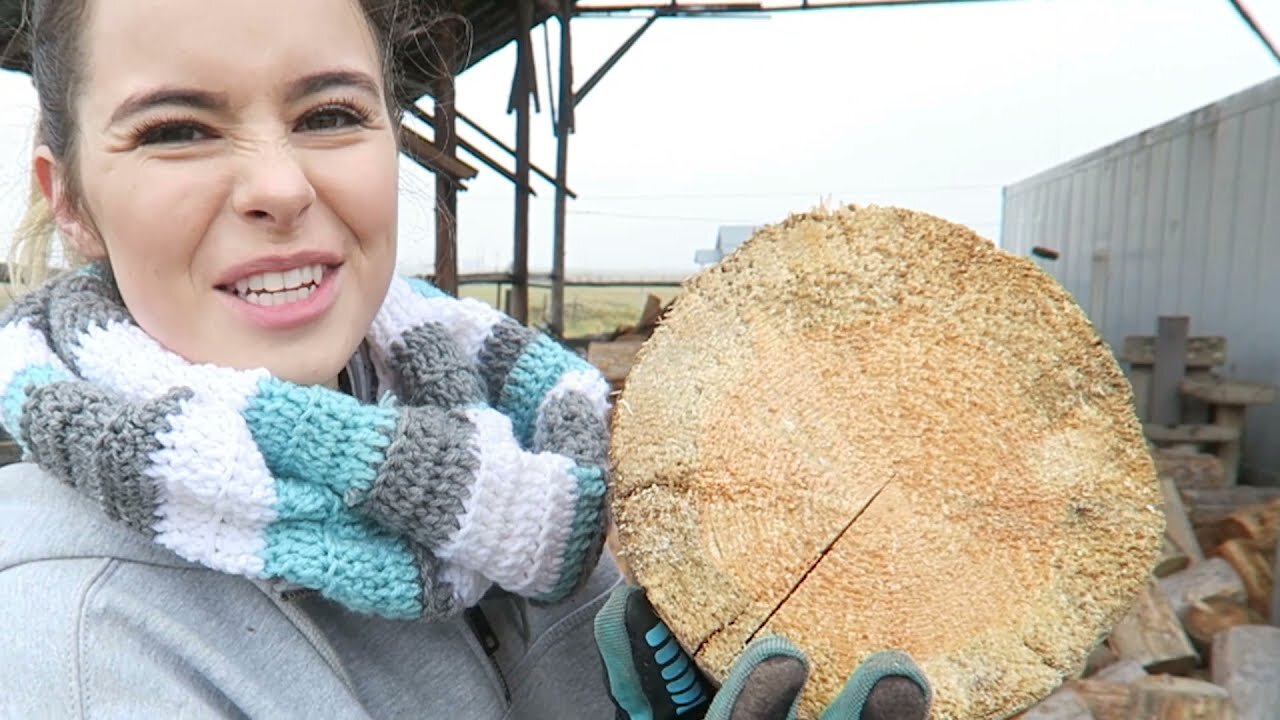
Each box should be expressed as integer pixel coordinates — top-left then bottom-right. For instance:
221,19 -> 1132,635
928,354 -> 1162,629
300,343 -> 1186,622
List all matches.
741,478 -> 894,648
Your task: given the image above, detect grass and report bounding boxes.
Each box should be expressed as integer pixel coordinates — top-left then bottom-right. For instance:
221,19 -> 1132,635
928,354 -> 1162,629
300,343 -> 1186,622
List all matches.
458,283 -> 682,338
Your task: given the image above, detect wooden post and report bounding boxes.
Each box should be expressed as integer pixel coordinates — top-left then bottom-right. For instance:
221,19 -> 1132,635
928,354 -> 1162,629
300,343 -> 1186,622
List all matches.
509,0 -> 534,324
432,30 -> 459,297
1149,317 -> 1189,427
1212,404 -> 1246,487
1211,625 -> 1280,719
549,0 -> 573,338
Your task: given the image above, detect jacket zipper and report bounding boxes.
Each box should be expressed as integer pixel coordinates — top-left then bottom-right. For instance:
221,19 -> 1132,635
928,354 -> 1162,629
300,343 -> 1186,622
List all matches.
465,606 -> 511,703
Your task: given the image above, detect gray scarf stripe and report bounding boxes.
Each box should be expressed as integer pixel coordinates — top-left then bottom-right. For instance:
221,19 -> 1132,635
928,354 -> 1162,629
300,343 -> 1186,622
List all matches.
357,405 -> 481,551
389,323 -> 488,408
477,319 -> 539,406
533,391 -> 610,470
410,545 -> 463,619
0,289 -> 51,335
20,381 -> 191,535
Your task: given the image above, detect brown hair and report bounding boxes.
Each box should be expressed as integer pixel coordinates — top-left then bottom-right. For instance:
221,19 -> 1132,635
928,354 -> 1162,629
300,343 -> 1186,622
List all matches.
6,0 -> 453,291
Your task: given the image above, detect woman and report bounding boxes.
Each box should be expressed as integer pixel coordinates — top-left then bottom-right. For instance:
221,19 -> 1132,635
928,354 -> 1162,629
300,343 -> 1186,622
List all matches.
0,1 -> 930,718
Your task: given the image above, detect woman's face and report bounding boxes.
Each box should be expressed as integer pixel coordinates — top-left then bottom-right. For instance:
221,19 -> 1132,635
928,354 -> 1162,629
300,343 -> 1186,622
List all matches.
38,0 -> 399,384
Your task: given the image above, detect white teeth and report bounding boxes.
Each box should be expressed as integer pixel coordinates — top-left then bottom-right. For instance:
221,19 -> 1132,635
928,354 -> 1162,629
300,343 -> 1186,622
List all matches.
230,263 -> 326,306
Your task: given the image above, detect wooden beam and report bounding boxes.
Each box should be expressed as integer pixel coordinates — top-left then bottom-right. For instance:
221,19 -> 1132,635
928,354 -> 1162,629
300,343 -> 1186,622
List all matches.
399,125 -> 478,181
1122,335 -> 1226,368
1144,424 -> 1241,444
1181,376 -> 1278,406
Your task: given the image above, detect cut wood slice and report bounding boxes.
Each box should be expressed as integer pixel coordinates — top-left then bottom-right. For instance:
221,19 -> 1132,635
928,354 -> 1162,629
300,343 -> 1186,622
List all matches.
608,206 -> 1165,720
1183,597 -> 1265,659
1212,539 -> 1275,617
1107,581 -> 1199,676
1157,556 -> 1247,622
1129,675 -> 1233,719
1211,625 -> 1280,720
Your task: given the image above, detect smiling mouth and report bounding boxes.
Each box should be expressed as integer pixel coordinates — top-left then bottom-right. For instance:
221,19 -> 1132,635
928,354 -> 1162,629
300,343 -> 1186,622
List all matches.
220,263 -> 332,306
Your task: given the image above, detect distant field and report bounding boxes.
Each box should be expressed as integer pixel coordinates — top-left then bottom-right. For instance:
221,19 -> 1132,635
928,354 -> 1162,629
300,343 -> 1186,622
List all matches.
459,283 -> 682,338
0,282 -> 682,340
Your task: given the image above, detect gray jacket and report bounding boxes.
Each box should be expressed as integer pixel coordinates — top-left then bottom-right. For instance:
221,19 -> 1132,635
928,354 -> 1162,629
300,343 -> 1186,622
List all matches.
0,462 -> 623,719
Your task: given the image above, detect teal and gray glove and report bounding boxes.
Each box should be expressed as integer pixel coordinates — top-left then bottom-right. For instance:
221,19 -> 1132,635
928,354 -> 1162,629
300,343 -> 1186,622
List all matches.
594,586 -> 931,720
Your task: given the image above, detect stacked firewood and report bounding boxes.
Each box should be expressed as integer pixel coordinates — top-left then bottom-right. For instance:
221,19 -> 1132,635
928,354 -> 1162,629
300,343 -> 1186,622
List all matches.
1015,450 -> 1280,719
586,294 -> 670,395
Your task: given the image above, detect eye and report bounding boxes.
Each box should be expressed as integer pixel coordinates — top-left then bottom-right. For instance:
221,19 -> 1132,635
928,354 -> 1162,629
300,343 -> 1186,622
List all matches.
137,121 -> 211,146
298,104 -> 371,132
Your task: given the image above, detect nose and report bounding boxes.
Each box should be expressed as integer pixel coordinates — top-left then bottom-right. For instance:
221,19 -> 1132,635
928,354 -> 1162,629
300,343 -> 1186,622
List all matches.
231,143 -> 316,231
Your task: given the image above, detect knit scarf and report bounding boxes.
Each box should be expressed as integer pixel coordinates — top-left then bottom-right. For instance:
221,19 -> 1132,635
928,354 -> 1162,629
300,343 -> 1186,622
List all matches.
0,265 -> 611,621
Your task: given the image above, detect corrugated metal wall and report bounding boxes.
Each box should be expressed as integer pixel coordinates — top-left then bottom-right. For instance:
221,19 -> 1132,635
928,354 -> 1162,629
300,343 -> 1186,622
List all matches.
1001,74 -> 1280,486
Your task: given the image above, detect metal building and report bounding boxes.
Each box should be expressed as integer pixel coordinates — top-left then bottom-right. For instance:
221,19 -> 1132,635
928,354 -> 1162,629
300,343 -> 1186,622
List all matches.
1001,74 -> 1280,485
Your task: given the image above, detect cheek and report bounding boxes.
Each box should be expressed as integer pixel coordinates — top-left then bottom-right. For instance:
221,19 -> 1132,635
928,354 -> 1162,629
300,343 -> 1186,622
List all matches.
317,142 -> 399,253
84,163 -> 217,273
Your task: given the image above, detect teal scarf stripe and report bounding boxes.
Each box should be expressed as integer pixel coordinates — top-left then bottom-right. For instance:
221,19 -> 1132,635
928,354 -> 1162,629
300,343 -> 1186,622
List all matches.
243,377 -> 398,497
499,335 -> 595,447
246,378 -> 424,617
3,364 -> 74,453
405,276 -> 448,300
261,510 -> 424,619
536,465 -> 607,603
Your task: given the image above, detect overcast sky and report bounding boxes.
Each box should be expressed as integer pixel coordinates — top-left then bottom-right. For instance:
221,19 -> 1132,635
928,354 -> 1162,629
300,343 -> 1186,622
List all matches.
0,0 -> 1277,277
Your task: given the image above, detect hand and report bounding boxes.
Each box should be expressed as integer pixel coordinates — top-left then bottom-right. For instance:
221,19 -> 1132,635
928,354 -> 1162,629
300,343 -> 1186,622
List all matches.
594,586 -> 931,720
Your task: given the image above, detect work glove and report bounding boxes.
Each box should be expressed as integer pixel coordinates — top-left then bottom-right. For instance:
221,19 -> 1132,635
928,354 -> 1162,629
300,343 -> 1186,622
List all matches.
594,586 -> 932,720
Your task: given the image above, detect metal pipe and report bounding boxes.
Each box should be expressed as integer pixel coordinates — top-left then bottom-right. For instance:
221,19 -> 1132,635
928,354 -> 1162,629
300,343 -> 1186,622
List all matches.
550,2 -> 575,337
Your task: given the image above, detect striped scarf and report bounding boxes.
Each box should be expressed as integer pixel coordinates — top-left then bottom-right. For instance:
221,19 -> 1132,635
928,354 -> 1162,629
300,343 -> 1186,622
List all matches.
0,265 -> 611,621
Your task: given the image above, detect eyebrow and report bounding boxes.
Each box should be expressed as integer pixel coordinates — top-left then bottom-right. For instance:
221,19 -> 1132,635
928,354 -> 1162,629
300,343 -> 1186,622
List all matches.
107,70 -> 382,128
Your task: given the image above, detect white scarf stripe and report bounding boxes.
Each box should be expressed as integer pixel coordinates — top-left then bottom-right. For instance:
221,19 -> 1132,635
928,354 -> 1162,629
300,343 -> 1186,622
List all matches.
0,320 -> 69,398
146,395 -> 277,577
539,368 -> 613,420
438,406 -> 578,597
72,321 -> 270,406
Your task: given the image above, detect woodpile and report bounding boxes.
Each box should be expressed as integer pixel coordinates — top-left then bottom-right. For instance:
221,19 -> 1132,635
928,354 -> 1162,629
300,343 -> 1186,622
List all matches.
1014,456 -> 1280,719
586,292 -> 669,394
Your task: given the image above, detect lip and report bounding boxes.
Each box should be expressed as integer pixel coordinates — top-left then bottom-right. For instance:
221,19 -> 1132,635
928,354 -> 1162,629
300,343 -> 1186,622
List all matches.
217,261 -> 342,332
214,250 -> 343,287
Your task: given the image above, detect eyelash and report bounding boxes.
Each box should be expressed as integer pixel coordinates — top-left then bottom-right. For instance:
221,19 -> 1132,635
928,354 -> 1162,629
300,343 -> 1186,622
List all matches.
130,98 -> 378,146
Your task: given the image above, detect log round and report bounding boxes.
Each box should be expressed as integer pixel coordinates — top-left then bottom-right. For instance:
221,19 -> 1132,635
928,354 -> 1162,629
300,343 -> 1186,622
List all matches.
608,205 -> 1165,719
